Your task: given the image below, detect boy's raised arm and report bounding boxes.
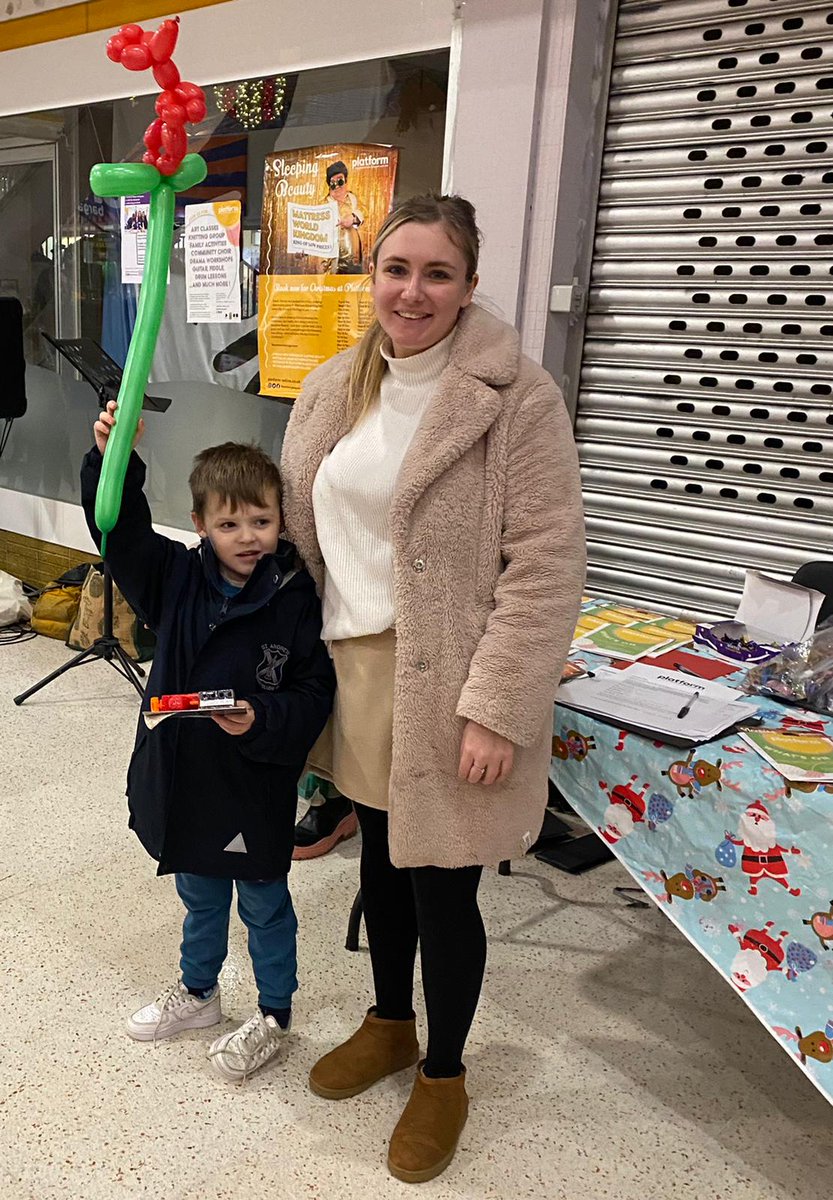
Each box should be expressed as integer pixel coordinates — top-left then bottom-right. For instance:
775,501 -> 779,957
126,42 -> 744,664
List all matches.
81,401 -> 186,629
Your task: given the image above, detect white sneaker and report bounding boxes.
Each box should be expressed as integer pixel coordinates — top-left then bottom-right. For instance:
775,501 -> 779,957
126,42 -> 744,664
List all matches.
126,980 -> 222,1042
208,1010 -> 291,1081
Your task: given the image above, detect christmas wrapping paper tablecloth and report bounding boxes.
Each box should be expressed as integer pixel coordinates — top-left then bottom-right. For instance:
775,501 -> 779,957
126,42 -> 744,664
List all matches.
551,652 -> 833,1106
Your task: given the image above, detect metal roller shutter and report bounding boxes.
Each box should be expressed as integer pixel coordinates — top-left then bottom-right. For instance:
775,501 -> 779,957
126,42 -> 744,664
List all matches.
576,0 -> 833,615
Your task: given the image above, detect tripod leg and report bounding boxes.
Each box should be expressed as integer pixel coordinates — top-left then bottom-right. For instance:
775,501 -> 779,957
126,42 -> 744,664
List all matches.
112,645 -> 145,678
14,565 -> 151,705
109,644 -> 147,697
13,643 -> 102,705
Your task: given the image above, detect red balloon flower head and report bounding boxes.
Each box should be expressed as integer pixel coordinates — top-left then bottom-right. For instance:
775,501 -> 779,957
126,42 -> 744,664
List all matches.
105,17 -> 207,177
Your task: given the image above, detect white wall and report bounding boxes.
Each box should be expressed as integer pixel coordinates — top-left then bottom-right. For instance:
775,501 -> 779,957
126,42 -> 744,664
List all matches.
446,0 -> 546,322
517,0 -> 581,357
447,0 -> 615,384
0,0 -> 452,114
531,0 -> 616,411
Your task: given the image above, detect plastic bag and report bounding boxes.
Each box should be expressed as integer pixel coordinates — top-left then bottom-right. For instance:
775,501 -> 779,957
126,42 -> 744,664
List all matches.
0,570 -> 32,627
30,564 -> 91,640
744,619 -> 833,716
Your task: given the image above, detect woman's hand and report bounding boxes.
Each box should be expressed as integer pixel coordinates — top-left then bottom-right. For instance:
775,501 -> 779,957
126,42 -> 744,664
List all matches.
458,719 -> 515,786
94,399 -> 145,456
211,700 -> 255,736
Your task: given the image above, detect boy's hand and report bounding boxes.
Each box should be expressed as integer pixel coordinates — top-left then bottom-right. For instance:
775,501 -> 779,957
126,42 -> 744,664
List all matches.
211,700 -> 255,736
94,399 -> 145,456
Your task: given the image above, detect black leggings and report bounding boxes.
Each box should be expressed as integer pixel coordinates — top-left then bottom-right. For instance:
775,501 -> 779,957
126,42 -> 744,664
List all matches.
354,801 -> 487,1078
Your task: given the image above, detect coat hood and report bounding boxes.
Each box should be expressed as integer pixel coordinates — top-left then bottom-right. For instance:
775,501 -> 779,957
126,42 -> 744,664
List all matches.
198,536 -> 307,608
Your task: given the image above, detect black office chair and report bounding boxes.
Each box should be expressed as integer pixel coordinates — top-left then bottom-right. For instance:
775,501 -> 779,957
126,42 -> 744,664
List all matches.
0,297 -> 26,459
792,562 -> 833,628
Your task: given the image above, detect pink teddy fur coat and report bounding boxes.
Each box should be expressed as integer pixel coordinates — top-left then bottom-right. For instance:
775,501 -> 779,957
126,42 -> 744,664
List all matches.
281,303 -> 586,867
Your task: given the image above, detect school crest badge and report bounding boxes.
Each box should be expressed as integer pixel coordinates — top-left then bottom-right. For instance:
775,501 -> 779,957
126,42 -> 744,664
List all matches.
256,643 -> 289,690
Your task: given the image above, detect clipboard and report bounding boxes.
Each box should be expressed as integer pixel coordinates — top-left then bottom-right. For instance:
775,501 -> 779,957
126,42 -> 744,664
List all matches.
556,664 -> 760,747
553,705 -> 763,749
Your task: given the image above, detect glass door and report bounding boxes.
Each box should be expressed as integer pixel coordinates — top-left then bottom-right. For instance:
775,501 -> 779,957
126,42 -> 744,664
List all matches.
0,143 -> 60,369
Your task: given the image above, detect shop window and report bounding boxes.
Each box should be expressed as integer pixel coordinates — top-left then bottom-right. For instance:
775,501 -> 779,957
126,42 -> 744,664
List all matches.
0,51 -> 449,523
3,53 -> 447,382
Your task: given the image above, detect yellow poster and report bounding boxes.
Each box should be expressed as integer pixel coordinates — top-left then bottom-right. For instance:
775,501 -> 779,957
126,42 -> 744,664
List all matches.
258,143 -> 399,398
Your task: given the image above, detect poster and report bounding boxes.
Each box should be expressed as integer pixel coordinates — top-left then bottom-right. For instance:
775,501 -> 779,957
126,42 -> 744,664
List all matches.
258,143 -> 398,399
184,200 -> 241,323
120,195 -> 150,284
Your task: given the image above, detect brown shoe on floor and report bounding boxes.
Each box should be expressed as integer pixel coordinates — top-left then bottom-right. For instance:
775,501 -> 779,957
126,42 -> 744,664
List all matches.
309,1008 -> 420,1100
387,1061 -> 469,1184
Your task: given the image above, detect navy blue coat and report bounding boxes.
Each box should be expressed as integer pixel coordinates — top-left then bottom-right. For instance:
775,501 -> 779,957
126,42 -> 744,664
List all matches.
81,448 -> 335,879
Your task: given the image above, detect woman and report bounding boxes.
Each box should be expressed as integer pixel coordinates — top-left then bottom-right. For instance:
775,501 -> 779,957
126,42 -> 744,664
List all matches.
281,193 -> 585,1183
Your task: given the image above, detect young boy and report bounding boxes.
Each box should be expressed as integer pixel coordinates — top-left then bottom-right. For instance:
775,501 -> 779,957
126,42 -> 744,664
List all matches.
81,402 -> 335,1080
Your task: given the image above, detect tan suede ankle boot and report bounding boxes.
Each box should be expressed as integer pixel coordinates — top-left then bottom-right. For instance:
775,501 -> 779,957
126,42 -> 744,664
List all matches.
387,1061 -> 469,1183
309,1008 -> 420,1099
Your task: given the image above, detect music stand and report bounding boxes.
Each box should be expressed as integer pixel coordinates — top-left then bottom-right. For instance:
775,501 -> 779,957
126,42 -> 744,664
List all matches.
13,336 -> 162,705
41,333 -> 170,413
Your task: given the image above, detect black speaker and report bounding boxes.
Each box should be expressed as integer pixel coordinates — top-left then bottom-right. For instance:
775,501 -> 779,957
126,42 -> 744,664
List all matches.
0,296 -> 26,420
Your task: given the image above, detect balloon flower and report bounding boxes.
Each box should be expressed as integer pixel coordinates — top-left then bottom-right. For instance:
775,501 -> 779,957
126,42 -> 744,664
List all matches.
90,17 -> 208,551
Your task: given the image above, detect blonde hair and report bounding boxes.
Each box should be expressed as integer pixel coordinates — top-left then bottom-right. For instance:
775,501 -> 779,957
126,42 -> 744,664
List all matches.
347,193 -> 482,426
189,442 -> 282,517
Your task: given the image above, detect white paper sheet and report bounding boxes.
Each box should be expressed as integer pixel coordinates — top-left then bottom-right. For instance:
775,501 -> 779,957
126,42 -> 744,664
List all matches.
557,665 -> 758,742
184,201 -> 242,324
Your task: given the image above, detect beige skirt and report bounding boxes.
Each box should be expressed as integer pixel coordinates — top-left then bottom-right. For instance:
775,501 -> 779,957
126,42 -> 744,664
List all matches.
307,628 -> 395,811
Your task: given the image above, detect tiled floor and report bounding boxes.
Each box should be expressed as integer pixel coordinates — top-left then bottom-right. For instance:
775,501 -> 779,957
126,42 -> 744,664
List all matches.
3,635 -> 833,1199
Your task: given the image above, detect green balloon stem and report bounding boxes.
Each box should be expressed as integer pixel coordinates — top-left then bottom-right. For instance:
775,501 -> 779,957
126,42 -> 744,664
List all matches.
89,153 -> 206,545
94,181 -> 175,540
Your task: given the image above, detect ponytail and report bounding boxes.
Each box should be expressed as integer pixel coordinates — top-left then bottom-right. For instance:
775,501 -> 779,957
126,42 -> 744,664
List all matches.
347,318 -> 387,426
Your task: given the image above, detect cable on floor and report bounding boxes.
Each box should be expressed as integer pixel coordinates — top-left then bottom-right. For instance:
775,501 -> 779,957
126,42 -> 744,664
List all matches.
0,622 -> 37,645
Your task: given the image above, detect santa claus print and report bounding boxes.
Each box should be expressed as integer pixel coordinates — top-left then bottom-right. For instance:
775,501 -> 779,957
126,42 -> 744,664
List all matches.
728,921 -> 788,992
727,799 -> 802,896
596,776 -> 649,846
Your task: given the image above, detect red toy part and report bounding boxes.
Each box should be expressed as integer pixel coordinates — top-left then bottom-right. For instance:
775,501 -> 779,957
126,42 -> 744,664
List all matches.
153,59 -> 182,91
121,43 -> 153,71
156,92 -> 186,125
158,693 -> 201,711
149,18 -> 180,63
105,16 -> 205,177
158,123 -> 187,175
142,117 -> 164,165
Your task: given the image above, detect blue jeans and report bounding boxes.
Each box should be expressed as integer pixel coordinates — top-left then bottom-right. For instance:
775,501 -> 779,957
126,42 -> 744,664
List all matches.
175,874 -> 298,1011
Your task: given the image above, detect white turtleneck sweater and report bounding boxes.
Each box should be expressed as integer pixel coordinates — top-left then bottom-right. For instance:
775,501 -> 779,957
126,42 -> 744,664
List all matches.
312,328 -> 456,640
